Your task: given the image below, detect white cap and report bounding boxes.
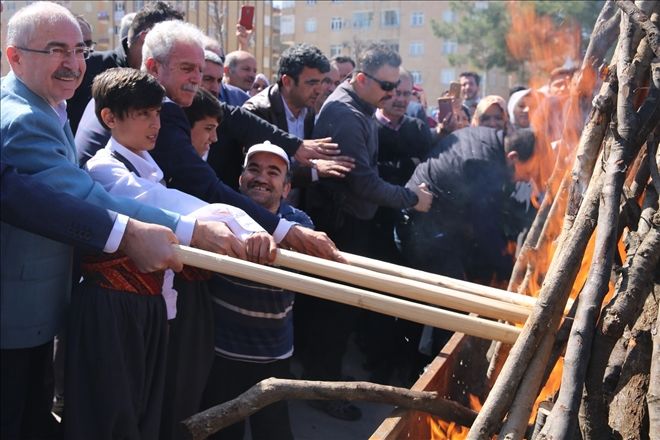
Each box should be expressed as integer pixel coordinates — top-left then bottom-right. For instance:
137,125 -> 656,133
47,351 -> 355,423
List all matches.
243,141 -> 290,170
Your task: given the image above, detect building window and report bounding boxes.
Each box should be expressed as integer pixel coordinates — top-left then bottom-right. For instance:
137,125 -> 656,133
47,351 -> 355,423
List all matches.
113,25 -> 120,35
305,18 -> 317,33
306,0 -> 317,4
409,42 -> 424,57
352,11 -> 373,29
331,17 -> 344,31
442,10 -> 455,23
189,0 -> 196,10
441,68 -> 455,84
410,11 -> 424,27
411,71 -> 423,85
114,2 -> 124,12
330,44 -> 343,57
381,10 -> 400,28
442,41 -> 458,55
97,11 -> 109,20
281,15 -> 295,35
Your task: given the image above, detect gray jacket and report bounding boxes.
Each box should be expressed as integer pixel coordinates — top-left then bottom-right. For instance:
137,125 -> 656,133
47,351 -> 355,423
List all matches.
310,82 -> 418,220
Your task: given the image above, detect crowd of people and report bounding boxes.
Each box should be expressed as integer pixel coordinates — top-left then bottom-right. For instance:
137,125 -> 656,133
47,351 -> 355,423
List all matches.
1,1 -> 575,439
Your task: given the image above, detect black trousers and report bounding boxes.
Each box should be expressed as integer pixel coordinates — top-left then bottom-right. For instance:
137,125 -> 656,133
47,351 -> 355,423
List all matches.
294,214 -> 371,381
159,278 -> 215,440
64,283 -> 168,440
201,356 -> 293,440
1,341 -> 60,440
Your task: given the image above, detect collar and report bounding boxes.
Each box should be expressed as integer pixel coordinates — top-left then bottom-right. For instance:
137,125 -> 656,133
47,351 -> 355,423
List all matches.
339,81 -> 377,116
281,94 -> 308,122
374,108 -> 403,130
13,74 -> 68,127
108,137 -> 164,183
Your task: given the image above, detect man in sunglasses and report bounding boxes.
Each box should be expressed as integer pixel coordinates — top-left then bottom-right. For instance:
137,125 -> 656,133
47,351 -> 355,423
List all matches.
298,43 -> 433,422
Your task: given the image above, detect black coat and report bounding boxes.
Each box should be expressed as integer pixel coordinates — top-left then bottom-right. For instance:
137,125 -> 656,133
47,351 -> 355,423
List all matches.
403,126 -> 513,280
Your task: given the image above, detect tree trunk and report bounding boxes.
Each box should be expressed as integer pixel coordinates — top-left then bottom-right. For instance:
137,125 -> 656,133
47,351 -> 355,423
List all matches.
648,287 -> 660,440
609,292 -> 658,440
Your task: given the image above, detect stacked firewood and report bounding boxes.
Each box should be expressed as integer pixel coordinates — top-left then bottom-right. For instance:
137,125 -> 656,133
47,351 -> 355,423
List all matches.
469,1 -> 660,439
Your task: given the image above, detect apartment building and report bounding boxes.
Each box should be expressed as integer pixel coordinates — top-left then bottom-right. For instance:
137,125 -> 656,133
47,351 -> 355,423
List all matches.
278,0 -> 510,111
1,1 -> 278,79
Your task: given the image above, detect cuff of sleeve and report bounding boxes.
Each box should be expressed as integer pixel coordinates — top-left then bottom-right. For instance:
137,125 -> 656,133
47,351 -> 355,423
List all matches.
272,218 -> 294,243
311,167 -> 319,181
175,215 -> 196,246
103,213 -> 129,253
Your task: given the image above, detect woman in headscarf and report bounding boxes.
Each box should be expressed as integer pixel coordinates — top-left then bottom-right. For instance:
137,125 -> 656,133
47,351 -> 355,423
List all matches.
471,95 -> 509,132
249,73 -> 270,97
507,88 -> 533,130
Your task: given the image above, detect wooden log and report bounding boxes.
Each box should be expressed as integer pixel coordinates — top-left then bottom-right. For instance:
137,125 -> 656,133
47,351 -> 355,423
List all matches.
648,292 -> 660,440
338,251 -> 546,311
181,379 -> 478,440
275,249 -> 530,323
616,0 -> 660,57
172,245 -> 521,344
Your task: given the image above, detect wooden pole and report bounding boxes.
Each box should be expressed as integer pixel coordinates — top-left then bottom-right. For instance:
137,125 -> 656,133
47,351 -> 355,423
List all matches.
275,249 -> 530,324
172,245 -> 521,344
340,251 -> 539,309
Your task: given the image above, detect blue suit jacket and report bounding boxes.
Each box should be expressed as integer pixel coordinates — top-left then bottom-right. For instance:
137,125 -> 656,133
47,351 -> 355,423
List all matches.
1,163 -> 114,253
0,72 -> 180,349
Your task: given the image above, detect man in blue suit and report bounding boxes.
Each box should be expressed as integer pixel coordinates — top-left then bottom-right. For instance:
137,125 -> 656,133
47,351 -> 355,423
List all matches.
1,163 -> 183,271
0,3 -> 267,438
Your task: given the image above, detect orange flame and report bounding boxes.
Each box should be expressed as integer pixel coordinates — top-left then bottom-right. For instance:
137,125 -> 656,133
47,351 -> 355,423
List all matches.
426,394 -> 489,440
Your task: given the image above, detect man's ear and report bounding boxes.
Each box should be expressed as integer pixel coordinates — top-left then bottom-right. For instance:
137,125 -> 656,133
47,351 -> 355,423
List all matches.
100,108 -> 117,129
281,74 -> 293,89
144,57 -> 159,76
506,150 -> 519,163
224,66 -> 230,77
282,180 -> 291,199
6,46 -> 23,73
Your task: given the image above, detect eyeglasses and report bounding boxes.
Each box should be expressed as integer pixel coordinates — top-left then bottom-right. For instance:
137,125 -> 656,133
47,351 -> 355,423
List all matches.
359,71 -> 400,91
16,46 -> 91,60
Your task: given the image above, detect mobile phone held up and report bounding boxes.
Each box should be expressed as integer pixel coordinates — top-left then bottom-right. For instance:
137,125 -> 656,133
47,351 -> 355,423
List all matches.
437,97 -> 453,122
239,5 -> 255,30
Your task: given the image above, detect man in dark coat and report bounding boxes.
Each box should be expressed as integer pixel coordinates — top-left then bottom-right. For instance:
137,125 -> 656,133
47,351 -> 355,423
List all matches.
402,126 -> 537,282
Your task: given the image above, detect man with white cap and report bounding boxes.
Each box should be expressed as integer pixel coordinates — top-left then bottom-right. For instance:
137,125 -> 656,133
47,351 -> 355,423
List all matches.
201,141 -> 312,440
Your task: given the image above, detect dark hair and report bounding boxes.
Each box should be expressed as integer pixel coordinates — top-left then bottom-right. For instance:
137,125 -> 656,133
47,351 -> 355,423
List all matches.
504,128 -> 536,162
128,1 -> 184,44
357,43 -> 401,76
183,88 -> 223,127
277,44 -> 330,85
92,68 -> 165,130
331,55 -> 356,68
509,85 -> 527,96
460,71 -> 481,87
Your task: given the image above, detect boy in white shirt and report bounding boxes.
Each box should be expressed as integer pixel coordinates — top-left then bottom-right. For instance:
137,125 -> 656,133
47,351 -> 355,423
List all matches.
67,67 -> 271,440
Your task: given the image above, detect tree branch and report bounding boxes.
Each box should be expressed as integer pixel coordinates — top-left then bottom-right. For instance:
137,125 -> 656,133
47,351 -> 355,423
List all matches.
181,379 -> 478,440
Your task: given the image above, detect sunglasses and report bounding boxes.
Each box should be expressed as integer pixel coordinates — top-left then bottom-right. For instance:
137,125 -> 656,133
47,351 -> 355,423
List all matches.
359,71 -> 400,91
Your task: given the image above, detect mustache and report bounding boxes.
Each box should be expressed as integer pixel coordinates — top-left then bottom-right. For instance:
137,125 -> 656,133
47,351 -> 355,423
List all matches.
53,69 -> 81,79
182,84 -> 198,93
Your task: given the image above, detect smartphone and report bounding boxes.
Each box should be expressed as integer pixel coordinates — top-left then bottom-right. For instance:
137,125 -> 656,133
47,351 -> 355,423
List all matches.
449,81 -> 461,100
239,5 -> 255,30
437,97 -> 453,122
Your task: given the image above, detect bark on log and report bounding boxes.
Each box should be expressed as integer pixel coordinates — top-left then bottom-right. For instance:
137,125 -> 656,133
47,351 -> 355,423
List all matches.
181,379 -> 478,440
582,197 -> 660,439
609,293 -> 658,440
616,0 -> 660,57
648,291 -> 660,440
581,0 -> 621,75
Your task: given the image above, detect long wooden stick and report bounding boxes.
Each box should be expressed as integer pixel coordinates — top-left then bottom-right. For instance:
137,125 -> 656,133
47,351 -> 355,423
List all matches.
172,245 -> 520,344
339,251 -> 576,312
275,249 -> 530,324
